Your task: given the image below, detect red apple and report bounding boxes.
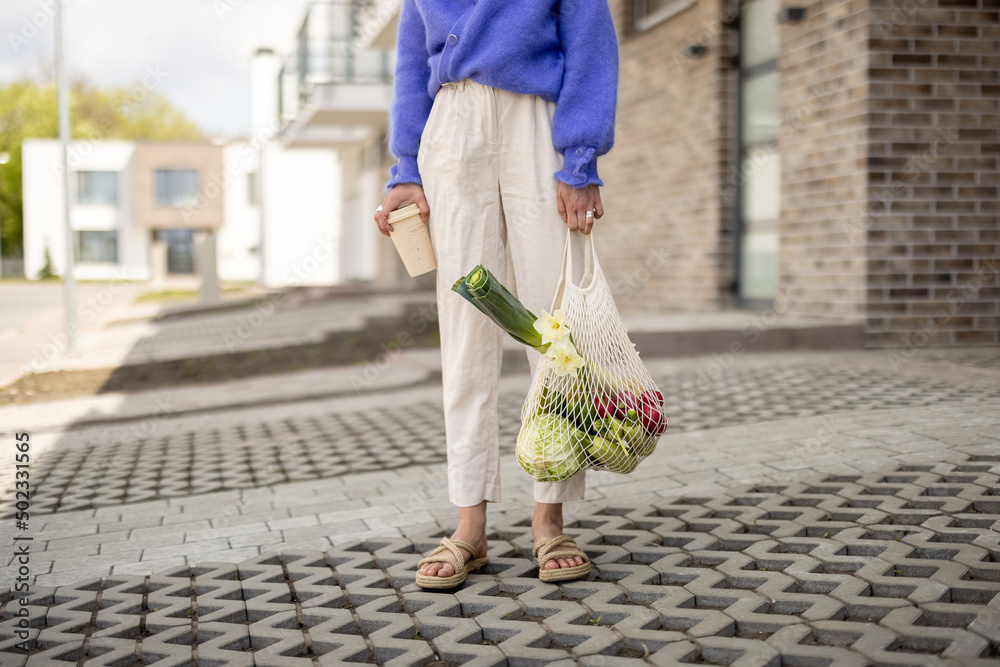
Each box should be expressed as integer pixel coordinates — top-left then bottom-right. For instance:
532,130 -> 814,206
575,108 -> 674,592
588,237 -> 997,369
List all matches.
594,392 -> 616,419
654,413 -> 667,435
638,403 -> 667,435
614,391 -> 641,419
643,389 -> 664,407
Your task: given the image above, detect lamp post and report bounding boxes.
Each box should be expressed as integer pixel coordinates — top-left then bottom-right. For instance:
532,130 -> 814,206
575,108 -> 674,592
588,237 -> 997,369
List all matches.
0,151 -> 8,280
55,0 -> 78,355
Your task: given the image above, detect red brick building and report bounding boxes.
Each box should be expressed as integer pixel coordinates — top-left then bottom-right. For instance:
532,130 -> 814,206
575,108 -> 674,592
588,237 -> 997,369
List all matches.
597,0 -> 998,346
343,0 -> 999,347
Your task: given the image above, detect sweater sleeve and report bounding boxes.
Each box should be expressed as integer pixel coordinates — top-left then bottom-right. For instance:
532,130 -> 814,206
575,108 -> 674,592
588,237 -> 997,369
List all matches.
385,0 -> 433,190
552,0 -> 619,188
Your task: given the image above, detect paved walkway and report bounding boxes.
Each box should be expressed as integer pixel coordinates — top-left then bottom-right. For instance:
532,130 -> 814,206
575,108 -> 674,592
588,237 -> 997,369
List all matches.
0,347 -> 998,664
0,350 -> 998,519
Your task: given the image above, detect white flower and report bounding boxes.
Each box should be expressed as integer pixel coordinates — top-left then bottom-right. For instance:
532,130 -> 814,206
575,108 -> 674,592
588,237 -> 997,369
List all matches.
533,309 -> 571,345
545,342 -> 586,378
546,336 -> 575,351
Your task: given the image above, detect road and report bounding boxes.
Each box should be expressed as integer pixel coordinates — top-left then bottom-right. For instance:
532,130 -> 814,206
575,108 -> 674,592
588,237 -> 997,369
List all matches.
0,281 -> 82,334
0,281 -> 142,386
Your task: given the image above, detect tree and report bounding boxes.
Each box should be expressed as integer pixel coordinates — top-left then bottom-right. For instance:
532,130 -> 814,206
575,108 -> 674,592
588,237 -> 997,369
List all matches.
0,79 -> 204,258
37,242 -> 57,280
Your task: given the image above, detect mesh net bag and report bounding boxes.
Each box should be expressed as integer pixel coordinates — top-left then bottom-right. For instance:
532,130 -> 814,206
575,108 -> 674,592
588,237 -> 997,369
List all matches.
515,230 -> 667,483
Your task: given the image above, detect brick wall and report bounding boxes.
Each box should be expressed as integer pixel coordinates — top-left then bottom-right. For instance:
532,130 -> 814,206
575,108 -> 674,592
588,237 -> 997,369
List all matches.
601,0 -> 998,346
373,0 -> 999,346
777,0 -> 871,320
863,0 -> 1000,346
599,0 -> 735,313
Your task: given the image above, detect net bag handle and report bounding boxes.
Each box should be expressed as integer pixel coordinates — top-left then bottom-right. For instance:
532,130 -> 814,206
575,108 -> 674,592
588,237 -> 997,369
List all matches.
549,228 -> 600,313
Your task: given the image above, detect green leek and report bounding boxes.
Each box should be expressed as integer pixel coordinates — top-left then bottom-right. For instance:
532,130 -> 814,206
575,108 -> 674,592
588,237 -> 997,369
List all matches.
452,265 -> 548,352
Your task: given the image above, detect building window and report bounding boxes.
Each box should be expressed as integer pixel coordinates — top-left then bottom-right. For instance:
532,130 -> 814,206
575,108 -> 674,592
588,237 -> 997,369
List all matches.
247,172 -> 259,206
735,0 -> 781,305
76,171 -> 118,205
634,0 -> 696,30
74,230 -> 118,264
155,169 -> 199,207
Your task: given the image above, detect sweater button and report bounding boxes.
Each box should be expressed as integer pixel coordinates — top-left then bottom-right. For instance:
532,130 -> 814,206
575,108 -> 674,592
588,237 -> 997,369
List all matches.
575,148 -> 584,156
447,34 -> 458,45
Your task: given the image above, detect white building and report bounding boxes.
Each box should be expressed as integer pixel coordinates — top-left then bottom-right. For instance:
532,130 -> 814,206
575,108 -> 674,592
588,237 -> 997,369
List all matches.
21,49 -> 342,288
277,0 -> 424,289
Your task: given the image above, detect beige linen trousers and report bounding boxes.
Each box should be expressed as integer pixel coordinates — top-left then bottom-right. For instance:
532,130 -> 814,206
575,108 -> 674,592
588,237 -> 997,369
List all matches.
416,78 -> 590,507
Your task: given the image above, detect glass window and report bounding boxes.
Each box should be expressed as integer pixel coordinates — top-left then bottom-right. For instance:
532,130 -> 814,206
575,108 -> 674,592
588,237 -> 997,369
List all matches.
741,151 -> 781,224
737,0 -> 780,304
738,150 -> 780,301
634,0 -> 696,30
76,171 -> 118,205
741,71 -> 780,146
247,172 -> 259,207
740,229 -> 779,300
155,169 -> 199,207
74,230 -> 118,264
741,0 -> 780,69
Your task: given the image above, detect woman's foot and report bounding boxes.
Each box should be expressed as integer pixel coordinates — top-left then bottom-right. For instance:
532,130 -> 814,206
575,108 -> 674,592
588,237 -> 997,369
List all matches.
532,502 -> 585,571
419,501 -> 488,579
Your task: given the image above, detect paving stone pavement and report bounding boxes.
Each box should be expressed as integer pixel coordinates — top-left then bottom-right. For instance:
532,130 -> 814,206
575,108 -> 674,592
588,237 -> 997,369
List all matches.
930,354 -> 1000,373
0,349 -> 998,664
2,353 -> 998,518
2,452 -> 1000,666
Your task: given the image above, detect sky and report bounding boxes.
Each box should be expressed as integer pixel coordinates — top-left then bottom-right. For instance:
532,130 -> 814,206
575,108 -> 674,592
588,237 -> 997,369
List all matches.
0,0 -> 314,137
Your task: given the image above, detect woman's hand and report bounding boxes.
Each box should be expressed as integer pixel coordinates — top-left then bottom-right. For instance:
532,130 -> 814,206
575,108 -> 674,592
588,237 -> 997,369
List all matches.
374,183 -> 430,237
557,182 -> 604,235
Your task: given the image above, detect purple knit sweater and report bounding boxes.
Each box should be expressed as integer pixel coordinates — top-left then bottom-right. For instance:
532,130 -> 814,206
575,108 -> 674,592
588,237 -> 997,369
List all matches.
385,0 -> 619,190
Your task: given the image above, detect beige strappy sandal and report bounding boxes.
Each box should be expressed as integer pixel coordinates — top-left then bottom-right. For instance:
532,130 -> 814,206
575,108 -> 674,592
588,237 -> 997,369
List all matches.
533,535 -> 592,582
415,537 -> 489,589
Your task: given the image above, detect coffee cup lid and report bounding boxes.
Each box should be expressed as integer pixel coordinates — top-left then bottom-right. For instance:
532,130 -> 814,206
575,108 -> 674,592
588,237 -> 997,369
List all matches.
388,203 -> 422,224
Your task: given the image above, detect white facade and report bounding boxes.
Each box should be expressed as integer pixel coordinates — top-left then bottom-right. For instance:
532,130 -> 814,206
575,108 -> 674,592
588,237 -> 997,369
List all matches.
20,51 -> 342,288
276,0 -> 390,285
218,141 -> 262,284
260,142 -> 341,286
22,139 -> 148,282
337,142 -> 382,284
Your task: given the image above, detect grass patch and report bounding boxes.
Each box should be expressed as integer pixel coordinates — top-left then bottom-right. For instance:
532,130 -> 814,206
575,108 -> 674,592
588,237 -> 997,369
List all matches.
135,287 -> 247,303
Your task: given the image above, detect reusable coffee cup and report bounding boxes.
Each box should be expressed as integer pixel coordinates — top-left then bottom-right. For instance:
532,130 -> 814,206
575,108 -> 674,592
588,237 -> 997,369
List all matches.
387,203 -> 436,277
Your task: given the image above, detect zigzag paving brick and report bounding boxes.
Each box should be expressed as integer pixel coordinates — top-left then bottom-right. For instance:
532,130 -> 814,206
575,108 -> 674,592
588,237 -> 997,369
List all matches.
2,454 -> 999,664
5,360 -> 998,518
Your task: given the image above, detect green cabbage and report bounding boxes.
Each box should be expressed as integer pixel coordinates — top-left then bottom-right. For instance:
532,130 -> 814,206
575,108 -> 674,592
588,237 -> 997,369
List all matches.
517,413 -> 588,482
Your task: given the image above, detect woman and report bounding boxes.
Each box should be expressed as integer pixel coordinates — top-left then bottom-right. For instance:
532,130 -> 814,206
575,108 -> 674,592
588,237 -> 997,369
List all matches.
373,0 -> 618,588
